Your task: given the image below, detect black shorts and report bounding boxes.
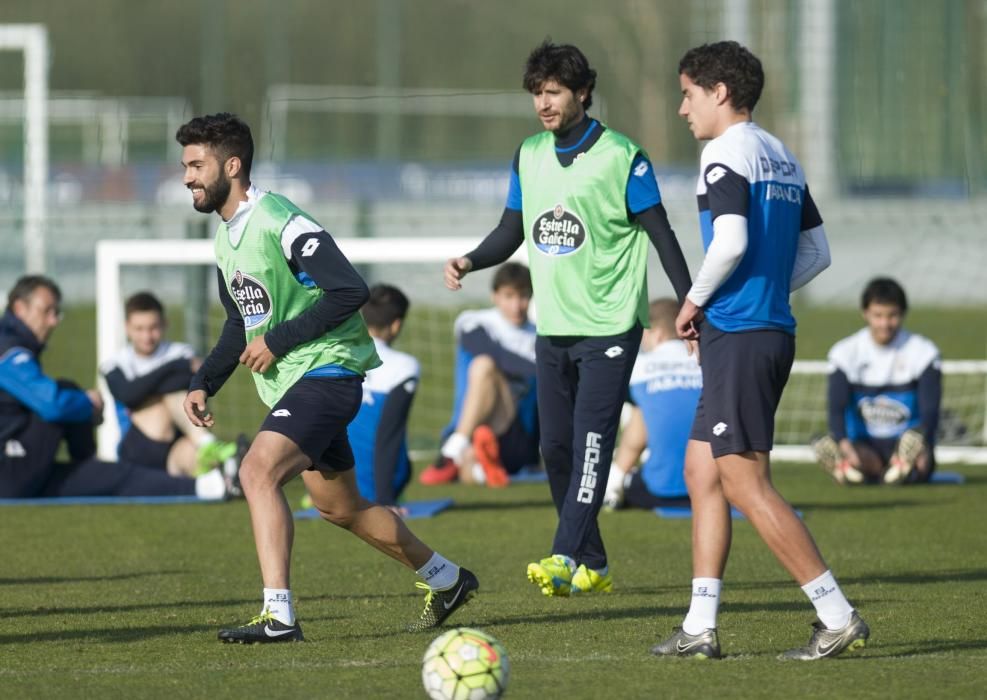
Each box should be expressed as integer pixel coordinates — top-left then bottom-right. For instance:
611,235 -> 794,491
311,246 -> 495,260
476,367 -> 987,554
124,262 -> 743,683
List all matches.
624,471 -> 690,510
259,376 -> 363,473
119,425 -> 176,471
498,415 -> 540,474
690,322 -> 795,458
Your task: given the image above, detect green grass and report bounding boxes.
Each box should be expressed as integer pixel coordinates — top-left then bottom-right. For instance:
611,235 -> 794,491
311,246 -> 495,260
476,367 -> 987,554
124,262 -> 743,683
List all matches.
2,463 -> 986,698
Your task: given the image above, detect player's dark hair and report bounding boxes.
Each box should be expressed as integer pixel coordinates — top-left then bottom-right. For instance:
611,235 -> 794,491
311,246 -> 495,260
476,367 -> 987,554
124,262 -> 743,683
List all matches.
678,41 -> 764,113
492,262 -> 532,296
362,284 -> 410,329
7,275 -> 61,312
648,298 -> 679,335
861,277 -> 908,313
175,112 -> 254,178
523,40 -> 597,110
125,291 -> 165,319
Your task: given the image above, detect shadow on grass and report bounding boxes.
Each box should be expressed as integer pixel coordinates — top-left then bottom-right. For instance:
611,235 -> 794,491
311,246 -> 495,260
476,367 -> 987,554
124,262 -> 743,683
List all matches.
448,498 -> 555,512
845,637 -> 987,658
6,591 -> 420,620
0,623 -> 216,645
674,567 -> 987,593
792,499 -> 936,512
0,570 -> 187,586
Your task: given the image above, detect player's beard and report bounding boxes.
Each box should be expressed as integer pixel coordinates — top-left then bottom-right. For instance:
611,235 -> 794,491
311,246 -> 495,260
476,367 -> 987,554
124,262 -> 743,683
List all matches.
192,173 -> 232,214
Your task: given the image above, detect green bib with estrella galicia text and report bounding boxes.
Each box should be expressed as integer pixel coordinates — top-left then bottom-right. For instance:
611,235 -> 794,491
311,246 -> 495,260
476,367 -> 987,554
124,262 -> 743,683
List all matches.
213,192 -> 380,407
519,127 -> 650,336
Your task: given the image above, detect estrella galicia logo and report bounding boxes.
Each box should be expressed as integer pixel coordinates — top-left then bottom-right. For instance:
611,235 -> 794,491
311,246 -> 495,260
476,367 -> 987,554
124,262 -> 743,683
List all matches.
230,269 -> 272,329
532,204 -> 586,256
857,395 -> 910,438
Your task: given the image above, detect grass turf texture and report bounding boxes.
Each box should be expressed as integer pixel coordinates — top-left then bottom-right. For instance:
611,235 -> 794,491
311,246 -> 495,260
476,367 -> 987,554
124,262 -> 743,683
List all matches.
2,463 -> 986,699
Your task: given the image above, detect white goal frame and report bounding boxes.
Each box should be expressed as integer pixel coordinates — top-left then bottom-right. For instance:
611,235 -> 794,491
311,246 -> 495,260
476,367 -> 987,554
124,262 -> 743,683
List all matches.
0,24 -> 49,273
96,238 -> 987,464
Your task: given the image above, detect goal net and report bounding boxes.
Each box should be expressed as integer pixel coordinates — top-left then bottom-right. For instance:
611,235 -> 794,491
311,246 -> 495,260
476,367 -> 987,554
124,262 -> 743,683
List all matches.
96,237 -> 987,465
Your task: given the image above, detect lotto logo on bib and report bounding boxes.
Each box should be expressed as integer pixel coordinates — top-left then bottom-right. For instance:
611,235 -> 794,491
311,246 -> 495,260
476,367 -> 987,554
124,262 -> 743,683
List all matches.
230,269 -> 273,329
532,204 -> 586,256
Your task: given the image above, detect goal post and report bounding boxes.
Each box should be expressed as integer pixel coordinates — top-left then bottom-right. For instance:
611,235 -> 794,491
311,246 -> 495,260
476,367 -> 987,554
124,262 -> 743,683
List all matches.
0,23 -> 49,273
95,238 -> 987,465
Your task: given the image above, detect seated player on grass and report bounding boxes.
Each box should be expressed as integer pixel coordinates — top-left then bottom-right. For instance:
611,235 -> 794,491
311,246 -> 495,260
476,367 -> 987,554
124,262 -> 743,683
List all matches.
100,291 -> 243,478
346,284 -> 420,513
603,299 -> 701,511
0,276 -> 237,500
813,277 -> 941,485
419,262 -> 538,488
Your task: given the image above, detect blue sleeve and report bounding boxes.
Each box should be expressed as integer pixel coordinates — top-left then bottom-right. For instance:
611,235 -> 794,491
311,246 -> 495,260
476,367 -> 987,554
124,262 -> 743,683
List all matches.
505,148 -> 522,211
0,347 -> 93,423
626,154 -> 662,214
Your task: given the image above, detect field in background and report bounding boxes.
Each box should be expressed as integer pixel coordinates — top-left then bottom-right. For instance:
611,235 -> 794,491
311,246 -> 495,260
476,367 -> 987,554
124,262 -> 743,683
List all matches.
1,462 -> 985,698
48,304 -> 987,452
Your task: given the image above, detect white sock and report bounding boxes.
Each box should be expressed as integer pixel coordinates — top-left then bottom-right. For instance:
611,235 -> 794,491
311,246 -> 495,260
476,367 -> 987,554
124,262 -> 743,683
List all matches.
470,463 -> 486,484
417,552 -> 460,590
262,588 -> 295,625
801,570 -> 853,630
197,434 -> 216,448
682,577 -> 722,635
194,468 -> 225,500
604,463 -> 624,498
441,432 -> 470,465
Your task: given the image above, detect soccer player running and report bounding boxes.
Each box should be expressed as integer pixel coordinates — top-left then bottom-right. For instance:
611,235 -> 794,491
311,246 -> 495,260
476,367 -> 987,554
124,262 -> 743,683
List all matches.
177,113 -> 477,643
651,41 -> 868,661
444,42 -> 692,596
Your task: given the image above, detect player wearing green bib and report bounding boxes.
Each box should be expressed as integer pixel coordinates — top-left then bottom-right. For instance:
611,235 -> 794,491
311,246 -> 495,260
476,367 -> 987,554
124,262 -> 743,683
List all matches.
445,43 -> 693,596
178,114 -> 477,644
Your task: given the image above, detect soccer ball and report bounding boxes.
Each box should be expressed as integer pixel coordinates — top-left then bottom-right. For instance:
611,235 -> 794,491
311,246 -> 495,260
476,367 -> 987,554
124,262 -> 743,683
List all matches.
421,627 -> 509,700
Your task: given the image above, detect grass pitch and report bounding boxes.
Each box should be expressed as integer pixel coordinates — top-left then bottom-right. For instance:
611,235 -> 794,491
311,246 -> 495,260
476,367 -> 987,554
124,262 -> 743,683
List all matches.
2,462 -> 985,699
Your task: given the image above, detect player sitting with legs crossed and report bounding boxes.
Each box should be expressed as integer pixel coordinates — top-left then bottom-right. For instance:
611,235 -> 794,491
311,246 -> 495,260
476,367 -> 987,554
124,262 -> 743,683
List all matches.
813,277 -> 941,485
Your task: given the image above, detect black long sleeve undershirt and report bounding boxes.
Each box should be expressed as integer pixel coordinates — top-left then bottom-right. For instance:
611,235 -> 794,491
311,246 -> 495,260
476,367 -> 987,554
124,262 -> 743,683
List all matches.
190,230 -> 370,396
189,271 -> 246,397
264,231 -> 370,357
464,208 -> 524,272
634,204 -> 693,304
104,359 -> 194,408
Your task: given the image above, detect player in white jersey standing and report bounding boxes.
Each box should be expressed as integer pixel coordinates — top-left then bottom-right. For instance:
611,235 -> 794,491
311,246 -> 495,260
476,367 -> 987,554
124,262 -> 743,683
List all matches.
651,41 -> 870,661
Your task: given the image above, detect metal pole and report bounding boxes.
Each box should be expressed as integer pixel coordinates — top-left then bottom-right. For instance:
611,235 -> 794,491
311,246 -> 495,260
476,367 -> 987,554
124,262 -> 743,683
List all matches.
376,0 -> 402,160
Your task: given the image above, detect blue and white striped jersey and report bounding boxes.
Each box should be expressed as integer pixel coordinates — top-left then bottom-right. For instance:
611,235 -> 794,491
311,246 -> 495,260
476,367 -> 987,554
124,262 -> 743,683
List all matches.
696,122 -> 822,334
628,340 -> 702,498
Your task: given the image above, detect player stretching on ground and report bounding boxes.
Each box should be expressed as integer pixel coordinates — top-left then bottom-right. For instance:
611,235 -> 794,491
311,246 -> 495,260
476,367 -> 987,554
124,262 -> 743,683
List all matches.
444,42 -> 692,596
652,42 -> 868,660
177,113 -> 477,643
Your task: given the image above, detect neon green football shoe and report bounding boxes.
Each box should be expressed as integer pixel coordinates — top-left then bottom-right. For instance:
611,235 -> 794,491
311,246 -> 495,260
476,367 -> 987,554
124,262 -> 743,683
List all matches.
526,555 -> 575,597
571,564 -> 613,594
196,439 -> 238,476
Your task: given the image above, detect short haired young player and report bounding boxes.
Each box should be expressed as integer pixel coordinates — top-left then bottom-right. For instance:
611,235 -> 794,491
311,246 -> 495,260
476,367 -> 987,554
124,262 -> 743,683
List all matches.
652,41 -> 869,661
